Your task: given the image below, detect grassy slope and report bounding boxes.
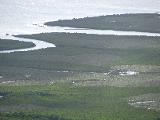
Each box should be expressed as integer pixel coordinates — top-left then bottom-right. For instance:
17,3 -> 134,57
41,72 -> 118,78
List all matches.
0,39 -> 35,51
16,33 -> 160,66
1,33 -> 160,81
0,84 -> 160,120
45,14 -> 160,33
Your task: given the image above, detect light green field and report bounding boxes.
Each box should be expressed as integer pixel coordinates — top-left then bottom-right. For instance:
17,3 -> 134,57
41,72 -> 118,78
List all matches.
0,84 -> 160,120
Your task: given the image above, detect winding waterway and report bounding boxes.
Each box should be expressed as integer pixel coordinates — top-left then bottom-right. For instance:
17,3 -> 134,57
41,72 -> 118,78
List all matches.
1,25 -> 160,53
0,0 -> 160,53
0,35 -> 56,53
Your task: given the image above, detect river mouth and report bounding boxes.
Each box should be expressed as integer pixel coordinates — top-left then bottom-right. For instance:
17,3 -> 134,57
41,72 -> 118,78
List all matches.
0,26 -> 160,53
1,13 -> 160,54
0,2 -> 160,119
0,35 -> 56,53
0,14 -> 160,87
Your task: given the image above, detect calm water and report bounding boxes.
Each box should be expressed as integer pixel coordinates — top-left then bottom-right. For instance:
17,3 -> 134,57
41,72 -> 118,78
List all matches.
0,0 -> 160,35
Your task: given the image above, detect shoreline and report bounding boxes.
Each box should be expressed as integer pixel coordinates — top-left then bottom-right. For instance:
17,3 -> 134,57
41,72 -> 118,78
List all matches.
1,13 -> 160,53
0,35 -> 56,53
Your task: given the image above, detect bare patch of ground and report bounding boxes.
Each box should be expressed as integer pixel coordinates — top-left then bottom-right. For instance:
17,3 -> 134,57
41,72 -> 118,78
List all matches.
0,65 -> 159,87
0,81 -> 15,84
111,65 -> 160,73
128,93 -> 160,111
73,65 -> 160,87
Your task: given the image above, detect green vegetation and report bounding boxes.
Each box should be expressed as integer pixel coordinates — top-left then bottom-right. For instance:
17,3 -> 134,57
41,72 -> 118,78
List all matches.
0,32 -> 159,82
0,84 -> 160,120
45,14 -> 160,33
0,13 -> 160,119
16,33 -> 160,66
0,39 -> 35,50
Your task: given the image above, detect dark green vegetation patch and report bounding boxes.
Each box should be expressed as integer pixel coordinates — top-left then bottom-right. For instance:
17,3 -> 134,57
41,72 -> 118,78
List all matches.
0,39 -> 35,51
45,14 -> 160,33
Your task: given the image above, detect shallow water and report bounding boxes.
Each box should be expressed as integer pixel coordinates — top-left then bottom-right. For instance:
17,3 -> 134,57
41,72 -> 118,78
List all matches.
1,26 -> 160,53
44,26 -> 160,36
0,0 -> 160,35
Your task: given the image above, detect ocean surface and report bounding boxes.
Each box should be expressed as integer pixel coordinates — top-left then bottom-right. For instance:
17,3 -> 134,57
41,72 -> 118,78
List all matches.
0,0 -> 160,35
